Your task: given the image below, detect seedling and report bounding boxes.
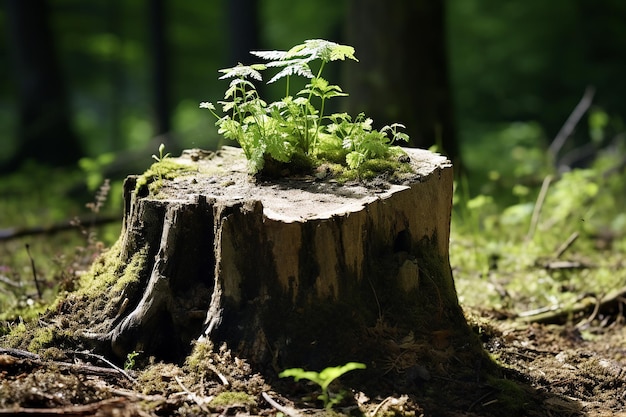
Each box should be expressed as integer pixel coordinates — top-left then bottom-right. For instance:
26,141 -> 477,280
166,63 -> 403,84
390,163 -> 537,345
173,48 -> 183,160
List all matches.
150,143 -> 172,181
152,143 -> 170,162
124,350 -> 140,370
201,39 -> 409,175
279,362 -> 366,409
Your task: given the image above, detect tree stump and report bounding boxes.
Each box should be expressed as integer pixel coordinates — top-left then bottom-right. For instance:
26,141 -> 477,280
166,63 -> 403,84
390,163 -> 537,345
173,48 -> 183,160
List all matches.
84,146 -> 478,378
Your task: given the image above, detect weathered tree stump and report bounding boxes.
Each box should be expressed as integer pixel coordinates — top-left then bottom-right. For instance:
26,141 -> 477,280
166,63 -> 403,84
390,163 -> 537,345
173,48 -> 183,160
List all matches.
84,146 -> 479,377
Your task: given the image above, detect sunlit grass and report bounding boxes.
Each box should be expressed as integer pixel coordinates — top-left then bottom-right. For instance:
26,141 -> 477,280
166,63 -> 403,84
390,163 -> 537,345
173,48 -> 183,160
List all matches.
452,122 -> 626,317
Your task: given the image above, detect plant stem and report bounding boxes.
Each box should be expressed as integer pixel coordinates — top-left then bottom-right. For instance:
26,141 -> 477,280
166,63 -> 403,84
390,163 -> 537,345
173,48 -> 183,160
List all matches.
25,243 -> 42,299
304,61 -> 327,154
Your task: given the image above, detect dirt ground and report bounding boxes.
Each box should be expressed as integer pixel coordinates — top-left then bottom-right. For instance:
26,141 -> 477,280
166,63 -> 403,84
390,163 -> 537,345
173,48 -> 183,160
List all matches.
1,306 -> 624,417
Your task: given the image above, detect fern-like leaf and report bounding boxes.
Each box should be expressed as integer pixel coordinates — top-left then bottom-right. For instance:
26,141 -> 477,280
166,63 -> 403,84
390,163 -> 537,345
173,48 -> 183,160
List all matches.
267,62 -> 315,84
285,39 -> 358,63
250,50 -> 287,61
250,40 -> 357,85
219,63 -> 265,81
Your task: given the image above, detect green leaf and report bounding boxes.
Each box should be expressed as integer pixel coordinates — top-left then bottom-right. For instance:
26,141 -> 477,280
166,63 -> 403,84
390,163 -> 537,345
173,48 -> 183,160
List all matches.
250,49 -> 287,61
199,102 -> 215,110
267,62 -> 315,84
285,39 -> 358,63
279,368 -> 325,385
248,144 -> 266,174
218,63 -> 265,81
316,362 -> 366,390
279,363 -> 366,409
346,151 -> 365,169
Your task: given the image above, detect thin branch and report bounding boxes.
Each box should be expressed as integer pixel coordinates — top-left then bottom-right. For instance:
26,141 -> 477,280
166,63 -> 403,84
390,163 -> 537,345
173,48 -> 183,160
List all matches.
207,362 -> 229,386
0,397 -> 129,416
0,214 -> 120,242
526,175 -> 553,242
370,396 -> 393,417
174,376 -> 211,414
553,232 -> 579,259
0,348 -> 135,383
549,86 -> 595,161
73,351 -> 138,385
261,392 -> 302,417
516,285 -> 626,324
25,243 -> 42,299
0,347 -> 39,359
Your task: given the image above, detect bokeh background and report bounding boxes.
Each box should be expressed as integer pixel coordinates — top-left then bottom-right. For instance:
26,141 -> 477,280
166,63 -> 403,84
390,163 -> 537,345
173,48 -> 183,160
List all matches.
2,0 -> 624,174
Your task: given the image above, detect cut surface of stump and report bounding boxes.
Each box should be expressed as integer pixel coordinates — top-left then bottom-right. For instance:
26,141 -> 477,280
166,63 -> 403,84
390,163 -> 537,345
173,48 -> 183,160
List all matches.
80,146 -> 480,379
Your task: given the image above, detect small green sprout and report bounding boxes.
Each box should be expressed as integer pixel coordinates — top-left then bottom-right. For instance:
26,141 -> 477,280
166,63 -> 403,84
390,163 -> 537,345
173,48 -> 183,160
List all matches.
124,350 -> 141,370
279,362 -> 366,409
152,143 -> 170,162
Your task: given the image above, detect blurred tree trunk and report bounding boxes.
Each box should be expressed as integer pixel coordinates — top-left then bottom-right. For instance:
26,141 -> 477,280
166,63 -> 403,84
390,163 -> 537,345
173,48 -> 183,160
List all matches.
345,0 -> 459,163
148,0 -> 172,142
227,0 -> 265,99
227,0 -> 260,65
106,0 -> 123,151
4,0 -> 82,171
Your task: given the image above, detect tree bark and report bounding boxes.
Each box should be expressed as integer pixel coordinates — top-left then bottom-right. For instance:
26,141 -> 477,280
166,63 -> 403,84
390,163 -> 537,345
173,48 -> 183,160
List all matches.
345,0 -> 459,163
81,147 -> 480,377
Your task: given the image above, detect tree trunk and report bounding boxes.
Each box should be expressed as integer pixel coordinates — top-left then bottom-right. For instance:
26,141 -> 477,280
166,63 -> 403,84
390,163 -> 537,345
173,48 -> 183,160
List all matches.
82,147 -> 480,377
4,0 -> 83,171
227,0 -> 261,65
148,0 -> 171,139
345,0 -> 459,163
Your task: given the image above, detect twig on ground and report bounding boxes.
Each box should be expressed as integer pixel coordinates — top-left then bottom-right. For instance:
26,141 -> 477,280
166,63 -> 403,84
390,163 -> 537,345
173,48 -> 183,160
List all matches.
0,347 -> 135,383
0,397 -> 130,416
576,294 -> 603,329
25,243 -> 42,299
0,347 -> 39,360
73,351 -> 138,385
467,390 -> 498,412
174,376 -> 211,414
207,362 -> 229,386
540,260 -> 586,270
371,396 -> 393,417
526,175 -> 553,241
516,286 -> 626,324
553,232 -> 579,259
0,214 -> 120,242
261,392 -> 302,417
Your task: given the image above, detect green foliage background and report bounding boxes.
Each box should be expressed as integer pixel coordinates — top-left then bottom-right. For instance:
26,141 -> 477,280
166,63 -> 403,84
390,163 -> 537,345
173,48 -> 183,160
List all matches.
0,0 -> 623,162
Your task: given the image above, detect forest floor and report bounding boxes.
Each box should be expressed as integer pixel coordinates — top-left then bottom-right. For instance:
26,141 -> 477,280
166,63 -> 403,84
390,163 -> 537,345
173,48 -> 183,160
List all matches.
1,149 -> 625,416
0,303 -> 625,416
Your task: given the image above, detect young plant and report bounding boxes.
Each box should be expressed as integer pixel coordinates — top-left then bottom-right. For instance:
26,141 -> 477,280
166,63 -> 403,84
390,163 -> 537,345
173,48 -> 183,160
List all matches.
150,143 -> 172,181
152,143 -> 171,162
279,362 -> 366,409
201,39 -> 409,175
124,350 -> 140,370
